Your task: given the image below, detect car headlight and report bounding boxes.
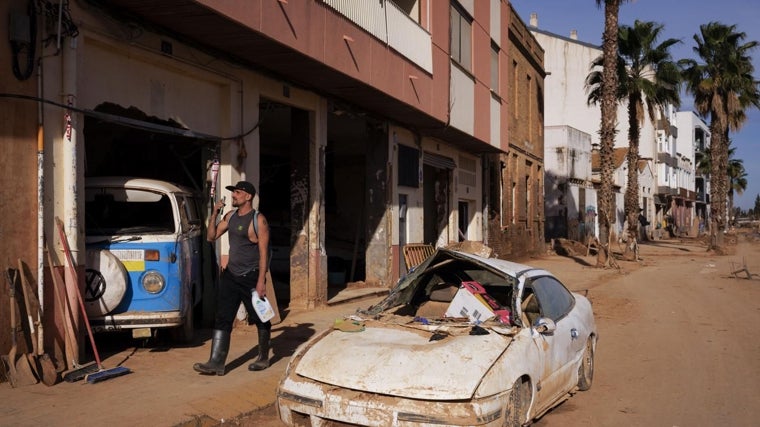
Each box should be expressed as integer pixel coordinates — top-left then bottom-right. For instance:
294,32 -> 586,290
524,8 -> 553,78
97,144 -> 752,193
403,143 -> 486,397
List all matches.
142,271 -> 165,293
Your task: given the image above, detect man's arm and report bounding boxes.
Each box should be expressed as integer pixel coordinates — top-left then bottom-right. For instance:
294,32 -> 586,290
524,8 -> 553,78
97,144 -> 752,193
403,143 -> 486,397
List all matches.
207,200 -> 229,242
252,213 -> 270,298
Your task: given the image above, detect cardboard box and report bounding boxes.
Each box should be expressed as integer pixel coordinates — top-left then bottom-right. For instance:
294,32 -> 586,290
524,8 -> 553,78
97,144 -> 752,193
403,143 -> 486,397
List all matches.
445,287 -> 495,323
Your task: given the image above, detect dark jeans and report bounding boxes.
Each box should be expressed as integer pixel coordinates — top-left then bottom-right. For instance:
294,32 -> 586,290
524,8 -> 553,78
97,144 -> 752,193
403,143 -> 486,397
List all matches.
214,268 -> 272,333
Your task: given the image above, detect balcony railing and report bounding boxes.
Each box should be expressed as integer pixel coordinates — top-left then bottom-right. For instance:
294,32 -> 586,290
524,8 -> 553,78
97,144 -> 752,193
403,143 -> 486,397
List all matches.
323,0 -> 433,73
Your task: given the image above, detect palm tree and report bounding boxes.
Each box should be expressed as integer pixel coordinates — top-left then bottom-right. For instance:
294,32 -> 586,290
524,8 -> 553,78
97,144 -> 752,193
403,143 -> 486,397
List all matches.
587,20 -> 681,257
727,155 -> 747,226
680,22 -> 760,250
593,0 -> 629,267
697,143 -> 747,228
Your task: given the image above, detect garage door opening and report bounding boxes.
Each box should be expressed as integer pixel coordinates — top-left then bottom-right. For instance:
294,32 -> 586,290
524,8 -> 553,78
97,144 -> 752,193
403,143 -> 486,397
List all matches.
83,102 -> 220,330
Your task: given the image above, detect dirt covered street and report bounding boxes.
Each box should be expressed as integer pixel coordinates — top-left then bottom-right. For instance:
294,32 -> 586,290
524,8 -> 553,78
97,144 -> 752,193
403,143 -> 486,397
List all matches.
2,233 -> 760,427
238,233 -> 760,427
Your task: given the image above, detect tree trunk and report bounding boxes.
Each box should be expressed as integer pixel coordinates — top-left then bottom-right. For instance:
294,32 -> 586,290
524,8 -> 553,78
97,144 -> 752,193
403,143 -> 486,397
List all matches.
708,114 -> 728,251
596,0 -> 621,268
624,94 -> 641,260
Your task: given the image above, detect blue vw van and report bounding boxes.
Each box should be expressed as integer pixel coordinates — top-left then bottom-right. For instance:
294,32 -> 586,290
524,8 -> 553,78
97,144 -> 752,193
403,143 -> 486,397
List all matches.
84,177 -> 203,342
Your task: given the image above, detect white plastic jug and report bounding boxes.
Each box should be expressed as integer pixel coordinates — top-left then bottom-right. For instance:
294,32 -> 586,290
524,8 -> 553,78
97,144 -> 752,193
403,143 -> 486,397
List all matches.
252,290 -> 275,322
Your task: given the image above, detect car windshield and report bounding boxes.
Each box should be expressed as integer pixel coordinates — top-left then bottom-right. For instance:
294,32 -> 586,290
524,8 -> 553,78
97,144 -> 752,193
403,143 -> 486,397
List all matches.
85,188 -> 176,235
362,250 -> 516,319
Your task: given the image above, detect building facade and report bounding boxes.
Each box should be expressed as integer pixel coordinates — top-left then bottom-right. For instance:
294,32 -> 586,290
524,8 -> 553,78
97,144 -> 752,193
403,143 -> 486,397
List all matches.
1,1 -> 547,357
676,111 -> 711,235
484,5 -> 546,258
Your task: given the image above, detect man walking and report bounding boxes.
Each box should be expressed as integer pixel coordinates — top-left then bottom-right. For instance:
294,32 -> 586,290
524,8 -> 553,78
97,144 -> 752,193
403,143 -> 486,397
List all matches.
193,180 -> 272,375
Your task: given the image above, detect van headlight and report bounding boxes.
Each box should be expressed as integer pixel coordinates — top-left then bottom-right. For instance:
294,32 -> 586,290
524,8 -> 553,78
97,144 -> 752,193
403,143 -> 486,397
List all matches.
142,271 -> 165,293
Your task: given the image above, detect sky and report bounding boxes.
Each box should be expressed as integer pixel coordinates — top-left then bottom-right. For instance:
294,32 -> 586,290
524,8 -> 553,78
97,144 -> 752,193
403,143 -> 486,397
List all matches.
512,0 -> 760,211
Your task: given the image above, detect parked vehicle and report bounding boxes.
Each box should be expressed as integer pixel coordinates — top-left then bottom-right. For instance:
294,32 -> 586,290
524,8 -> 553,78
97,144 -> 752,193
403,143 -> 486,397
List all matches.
277,248 -> 597,426
84,177 -> 203,342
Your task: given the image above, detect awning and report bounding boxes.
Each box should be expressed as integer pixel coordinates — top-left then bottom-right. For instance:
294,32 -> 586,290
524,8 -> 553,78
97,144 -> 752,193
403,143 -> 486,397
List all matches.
654,195 -> 668,205
423,152 -> 457,170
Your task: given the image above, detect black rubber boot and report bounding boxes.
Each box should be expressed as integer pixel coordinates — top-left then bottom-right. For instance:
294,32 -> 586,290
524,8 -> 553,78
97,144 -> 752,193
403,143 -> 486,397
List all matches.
193,329 -> 230,376
248,328 -> 271,371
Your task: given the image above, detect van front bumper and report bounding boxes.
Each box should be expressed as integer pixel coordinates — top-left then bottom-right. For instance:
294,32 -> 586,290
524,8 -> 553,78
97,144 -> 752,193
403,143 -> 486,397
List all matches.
89,310 -> 183,332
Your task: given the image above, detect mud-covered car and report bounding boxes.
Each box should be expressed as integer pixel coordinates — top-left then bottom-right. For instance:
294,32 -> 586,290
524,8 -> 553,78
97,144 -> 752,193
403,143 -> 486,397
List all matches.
276,248 -> 597,426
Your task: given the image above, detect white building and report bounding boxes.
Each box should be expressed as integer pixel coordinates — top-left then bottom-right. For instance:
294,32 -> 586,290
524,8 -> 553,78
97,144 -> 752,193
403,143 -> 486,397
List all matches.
676,111 -> 711,234
530,14 -> 709,242
544,125 -> 595,241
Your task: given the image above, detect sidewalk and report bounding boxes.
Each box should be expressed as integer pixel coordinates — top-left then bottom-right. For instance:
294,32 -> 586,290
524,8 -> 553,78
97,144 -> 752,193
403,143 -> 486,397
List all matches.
0,287 -> 388,427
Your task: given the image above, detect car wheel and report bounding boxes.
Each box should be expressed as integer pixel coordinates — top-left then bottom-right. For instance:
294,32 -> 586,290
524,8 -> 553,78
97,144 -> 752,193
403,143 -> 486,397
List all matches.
577,337 -> 594,391
84,249 -> 128,316
505,377 -> 531,427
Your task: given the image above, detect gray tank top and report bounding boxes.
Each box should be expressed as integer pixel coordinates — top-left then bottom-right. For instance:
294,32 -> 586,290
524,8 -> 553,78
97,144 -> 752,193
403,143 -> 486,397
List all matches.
227,210 -> 260,276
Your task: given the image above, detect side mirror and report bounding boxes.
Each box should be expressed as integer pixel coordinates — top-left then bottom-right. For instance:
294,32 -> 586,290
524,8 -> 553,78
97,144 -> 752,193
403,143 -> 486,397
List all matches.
534,317 -> 556,335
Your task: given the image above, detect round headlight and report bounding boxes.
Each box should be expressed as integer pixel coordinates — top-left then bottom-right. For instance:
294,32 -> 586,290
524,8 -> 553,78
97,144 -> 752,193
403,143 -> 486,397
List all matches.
142,271 -> 165,294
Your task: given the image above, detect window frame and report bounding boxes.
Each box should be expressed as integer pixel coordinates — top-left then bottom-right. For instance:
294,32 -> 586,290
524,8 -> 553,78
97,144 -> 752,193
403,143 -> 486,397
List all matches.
450,2 -> 472,73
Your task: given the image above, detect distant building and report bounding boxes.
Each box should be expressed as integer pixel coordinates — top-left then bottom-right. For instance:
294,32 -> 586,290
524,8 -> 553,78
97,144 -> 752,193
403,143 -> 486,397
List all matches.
675,111 -> 711,235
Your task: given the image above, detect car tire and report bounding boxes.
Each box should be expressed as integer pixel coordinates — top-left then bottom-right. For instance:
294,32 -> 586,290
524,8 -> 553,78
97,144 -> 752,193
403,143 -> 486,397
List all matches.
84,249 -> 128,316
505,377 -> 530,427
577,337 -> 594,391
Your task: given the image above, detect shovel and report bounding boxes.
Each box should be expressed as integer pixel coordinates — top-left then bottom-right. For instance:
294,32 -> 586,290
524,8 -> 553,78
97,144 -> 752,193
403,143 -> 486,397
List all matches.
3,268 -> 38,387
1,269 -> 19,387
18,259 -> 59,385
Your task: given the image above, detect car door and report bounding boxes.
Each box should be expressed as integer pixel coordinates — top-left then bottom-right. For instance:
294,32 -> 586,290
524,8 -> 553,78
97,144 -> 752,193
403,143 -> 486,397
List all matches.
178,194 -> 203,307
530,276 -> 585,409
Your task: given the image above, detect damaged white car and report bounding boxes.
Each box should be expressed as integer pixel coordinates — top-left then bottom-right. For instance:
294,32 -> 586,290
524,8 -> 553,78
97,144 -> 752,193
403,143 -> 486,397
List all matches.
276,249 -> 597,426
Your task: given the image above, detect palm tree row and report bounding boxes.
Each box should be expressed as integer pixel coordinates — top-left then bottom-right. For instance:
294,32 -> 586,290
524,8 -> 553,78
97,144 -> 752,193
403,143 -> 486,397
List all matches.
681,23 -> 760,249
586,19 -> 681,258
591,1 -> 759,258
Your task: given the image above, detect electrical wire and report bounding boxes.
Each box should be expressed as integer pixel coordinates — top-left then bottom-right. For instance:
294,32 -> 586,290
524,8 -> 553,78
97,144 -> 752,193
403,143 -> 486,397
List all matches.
0,93 -> 261,142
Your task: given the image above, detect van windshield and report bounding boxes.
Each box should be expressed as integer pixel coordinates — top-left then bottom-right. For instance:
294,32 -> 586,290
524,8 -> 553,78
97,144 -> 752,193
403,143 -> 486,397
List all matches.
85,188 -> 176,235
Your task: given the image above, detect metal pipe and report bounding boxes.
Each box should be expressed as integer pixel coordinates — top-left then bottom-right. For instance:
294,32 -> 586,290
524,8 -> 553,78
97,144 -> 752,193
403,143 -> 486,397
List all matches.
62,37 -> 79,274
37,56 -> 45,354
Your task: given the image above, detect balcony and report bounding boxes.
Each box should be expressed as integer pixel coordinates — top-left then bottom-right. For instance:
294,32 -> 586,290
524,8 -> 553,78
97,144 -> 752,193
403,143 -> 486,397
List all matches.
657,152 -> 677,167
657,186 -> 678,195
323,0 -> 433,73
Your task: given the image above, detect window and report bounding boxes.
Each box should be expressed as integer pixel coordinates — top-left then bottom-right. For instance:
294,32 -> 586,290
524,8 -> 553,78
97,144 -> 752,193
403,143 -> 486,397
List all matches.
511,181 -> 517,224
525,160 -> 532,222
458,201 -> 469,241
531,276 -> 575,321
525,174 -> 530,221
389,0 -> 420,23
398,144 -> 420,188
490,41 -> 499,93
459,155 -> 476,187
527,74 -> 533,139
450,3 -> 472,72
512,60 -> 518,117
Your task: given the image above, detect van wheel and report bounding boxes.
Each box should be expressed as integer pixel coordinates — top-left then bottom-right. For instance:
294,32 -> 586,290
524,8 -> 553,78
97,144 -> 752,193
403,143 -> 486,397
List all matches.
84,250 -> 128,316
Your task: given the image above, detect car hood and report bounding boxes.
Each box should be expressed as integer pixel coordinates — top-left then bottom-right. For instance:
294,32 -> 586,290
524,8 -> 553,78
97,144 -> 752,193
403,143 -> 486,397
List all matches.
294,324 -> 512,400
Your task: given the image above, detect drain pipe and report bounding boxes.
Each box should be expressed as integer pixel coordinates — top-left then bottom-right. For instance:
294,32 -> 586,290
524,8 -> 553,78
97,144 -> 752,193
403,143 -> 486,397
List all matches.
36,56 -> 45,353
62,37 -> 80,284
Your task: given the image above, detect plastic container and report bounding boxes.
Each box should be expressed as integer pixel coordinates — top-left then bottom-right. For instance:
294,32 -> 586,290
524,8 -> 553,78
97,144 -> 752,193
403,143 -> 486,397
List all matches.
251,291 -> 275,322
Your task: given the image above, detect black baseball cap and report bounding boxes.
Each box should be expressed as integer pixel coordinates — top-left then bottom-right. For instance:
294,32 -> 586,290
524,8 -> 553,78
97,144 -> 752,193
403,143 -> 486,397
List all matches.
226,181 -> 256,195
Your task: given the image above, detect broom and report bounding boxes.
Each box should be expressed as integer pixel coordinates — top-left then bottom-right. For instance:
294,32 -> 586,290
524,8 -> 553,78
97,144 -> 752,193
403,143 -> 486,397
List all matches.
55,217 -> 131,383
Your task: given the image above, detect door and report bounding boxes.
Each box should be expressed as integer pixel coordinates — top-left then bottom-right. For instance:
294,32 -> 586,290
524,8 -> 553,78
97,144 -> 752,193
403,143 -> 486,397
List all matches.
529,276 -> 585,410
